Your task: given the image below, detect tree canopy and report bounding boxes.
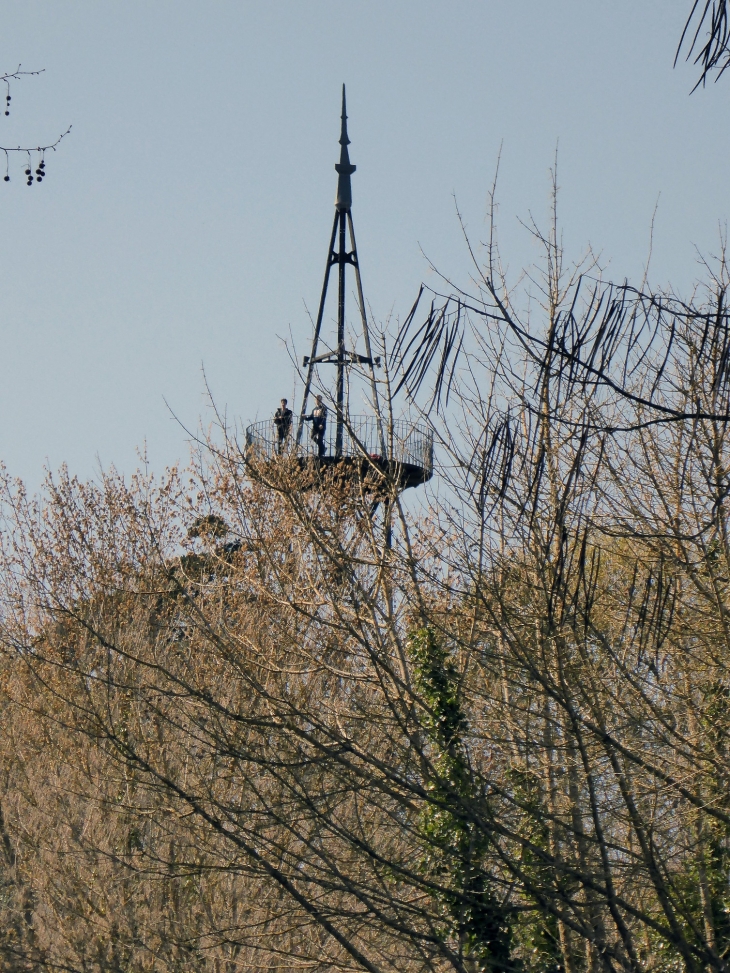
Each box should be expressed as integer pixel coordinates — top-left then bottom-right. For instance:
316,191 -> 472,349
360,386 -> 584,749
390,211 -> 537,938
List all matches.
1,201 -> 730,973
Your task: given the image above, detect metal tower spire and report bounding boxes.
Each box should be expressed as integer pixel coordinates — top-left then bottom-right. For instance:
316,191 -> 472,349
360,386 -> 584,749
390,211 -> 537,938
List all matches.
297,85 -> 382,457
335,84 -> 355,212
245,89 -> 434,492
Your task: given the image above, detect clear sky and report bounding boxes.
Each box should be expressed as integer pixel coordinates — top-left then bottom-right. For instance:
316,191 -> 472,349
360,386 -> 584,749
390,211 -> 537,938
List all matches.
0,0 -> 726,489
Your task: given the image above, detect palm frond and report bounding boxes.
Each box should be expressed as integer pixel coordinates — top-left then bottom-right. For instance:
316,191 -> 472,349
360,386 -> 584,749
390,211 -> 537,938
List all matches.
676,0 -> 730,89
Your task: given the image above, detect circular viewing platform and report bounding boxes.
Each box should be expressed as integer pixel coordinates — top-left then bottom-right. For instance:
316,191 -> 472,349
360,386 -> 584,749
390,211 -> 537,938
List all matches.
245,414 -> 433,490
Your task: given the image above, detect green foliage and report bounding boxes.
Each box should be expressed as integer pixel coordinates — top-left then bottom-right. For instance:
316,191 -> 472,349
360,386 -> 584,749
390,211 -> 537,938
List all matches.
700,680 -> 730,960
505,768 -> 563,973
409,627 -> 517,973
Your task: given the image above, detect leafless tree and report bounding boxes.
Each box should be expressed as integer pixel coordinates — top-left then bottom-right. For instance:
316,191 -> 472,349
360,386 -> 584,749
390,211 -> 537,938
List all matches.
0,65 -> 70,185
0,186 -> 729,973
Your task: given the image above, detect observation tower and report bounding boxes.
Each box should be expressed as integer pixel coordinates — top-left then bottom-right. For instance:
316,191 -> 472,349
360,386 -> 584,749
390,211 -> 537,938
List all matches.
245,87 -> 433,491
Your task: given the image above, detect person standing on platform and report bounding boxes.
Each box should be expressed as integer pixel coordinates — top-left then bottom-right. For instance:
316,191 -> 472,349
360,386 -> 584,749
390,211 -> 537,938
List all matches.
273,398 -> 293,454
306,395 -> 327,458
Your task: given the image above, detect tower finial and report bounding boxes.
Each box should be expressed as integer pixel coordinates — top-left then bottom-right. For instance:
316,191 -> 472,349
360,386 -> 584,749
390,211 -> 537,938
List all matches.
339,83 -> 349,146
335,83 -> 356,211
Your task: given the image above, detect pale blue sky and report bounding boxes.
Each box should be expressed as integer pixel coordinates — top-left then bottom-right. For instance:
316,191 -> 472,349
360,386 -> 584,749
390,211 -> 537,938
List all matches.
0,1 -> 725,488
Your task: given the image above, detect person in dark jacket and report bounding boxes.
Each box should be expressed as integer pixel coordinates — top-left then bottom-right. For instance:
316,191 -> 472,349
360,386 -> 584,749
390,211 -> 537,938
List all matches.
273,399 -> 293,453
305,395 -> 327,458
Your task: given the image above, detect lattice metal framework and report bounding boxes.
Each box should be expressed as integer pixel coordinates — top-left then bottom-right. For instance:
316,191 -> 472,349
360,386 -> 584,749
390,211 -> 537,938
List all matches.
296,84 -> 383,455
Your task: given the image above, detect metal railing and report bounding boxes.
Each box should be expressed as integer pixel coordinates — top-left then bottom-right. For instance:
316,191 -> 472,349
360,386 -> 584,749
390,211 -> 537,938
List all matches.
245,414 -> 433,478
